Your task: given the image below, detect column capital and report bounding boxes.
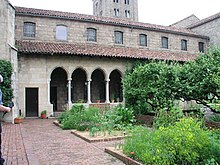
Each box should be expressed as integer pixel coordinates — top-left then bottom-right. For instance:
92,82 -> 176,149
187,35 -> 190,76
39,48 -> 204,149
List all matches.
87,79 -> 92,82
105,79 -> 110,82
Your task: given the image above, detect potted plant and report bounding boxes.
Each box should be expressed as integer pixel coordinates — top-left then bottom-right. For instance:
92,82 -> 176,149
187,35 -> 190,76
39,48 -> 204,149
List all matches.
14,116 -> 24,124
111,94 -> 115,103
41,110 -> 47,119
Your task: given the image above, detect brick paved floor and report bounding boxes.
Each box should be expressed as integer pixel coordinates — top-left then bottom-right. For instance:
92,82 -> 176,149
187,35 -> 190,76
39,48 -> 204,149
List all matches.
2,119 -> 125,165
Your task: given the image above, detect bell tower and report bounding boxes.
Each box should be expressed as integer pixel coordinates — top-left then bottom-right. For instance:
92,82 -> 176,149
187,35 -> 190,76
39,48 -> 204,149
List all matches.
92,0 -> 138,22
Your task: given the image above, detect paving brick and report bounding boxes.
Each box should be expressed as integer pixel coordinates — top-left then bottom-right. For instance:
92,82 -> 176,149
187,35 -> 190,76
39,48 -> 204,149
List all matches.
2,119 -> 125,165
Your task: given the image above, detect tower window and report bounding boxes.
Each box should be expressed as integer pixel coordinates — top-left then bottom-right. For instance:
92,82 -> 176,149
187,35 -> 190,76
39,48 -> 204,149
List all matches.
125,10 -> 130,18
125,0 -> 129,4
114,8 -> 119,17
115,31 -> 123,44
161,37 -> 168,49
181,39 -> 187,51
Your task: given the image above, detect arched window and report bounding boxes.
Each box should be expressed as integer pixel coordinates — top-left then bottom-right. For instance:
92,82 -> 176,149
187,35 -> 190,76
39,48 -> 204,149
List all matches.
139,34 -> 147,46
23,22 -> 36,37
115,31 -> 123,44
87,28 -> 97,42
56,25 -> 67,41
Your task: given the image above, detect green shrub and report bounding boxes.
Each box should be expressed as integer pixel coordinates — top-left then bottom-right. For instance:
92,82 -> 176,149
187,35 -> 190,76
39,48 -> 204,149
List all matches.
123,117 -> 220,164
209,115 -> 220,122
0,60 -> 13,104
58,105 -> 101,130
153,105 -> 184,129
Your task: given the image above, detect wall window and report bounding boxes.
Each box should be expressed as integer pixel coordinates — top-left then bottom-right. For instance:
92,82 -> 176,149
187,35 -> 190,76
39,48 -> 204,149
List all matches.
56,25 -> 67,41
139,34 -> 147,46
199,42 -> 205,53
23,22 -> 36,37
181,39 -> 187,51
125,10 -> 130,18
125,0 -> 129,4
87,28 -> 97,42
113,0 -> 119,3
114,8 -> 119,17
161,37 -> 168,49
115,31 -> 123,44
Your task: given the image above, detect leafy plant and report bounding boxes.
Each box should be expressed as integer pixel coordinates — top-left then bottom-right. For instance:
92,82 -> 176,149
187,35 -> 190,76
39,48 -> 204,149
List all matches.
41,110 -> 47,115
123,117 -> 220,164
209,115 -> 220,122
0,60 -> 13,105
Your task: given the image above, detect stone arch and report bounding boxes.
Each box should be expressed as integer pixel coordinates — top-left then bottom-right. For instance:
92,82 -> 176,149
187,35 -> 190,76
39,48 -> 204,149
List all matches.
109,69 -> 123,102
91,69 -> 106,103
71,68 -> 87,103
50,67 -> 68,112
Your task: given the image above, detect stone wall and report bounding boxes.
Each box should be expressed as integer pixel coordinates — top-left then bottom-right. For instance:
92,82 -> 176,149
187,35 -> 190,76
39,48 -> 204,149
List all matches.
15,15 -> 208,54
18,54 -> 130,117
190,18 -> 220,46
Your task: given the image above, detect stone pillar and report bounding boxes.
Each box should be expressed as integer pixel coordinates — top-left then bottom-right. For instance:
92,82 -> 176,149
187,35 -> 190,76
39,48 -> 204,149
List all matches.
68,78 -> 72,107
87,79 -> 92,103
47,78 -> 51,104
105,79 -> 110,103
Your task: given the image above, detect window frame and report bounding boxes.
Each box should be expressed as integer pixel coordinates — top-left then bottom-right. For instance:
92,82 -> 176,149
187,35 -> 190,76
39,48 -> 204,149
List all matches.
87,28 -> 97,42
56,25 -> 67,41
181,39 -> 188,51
161,37 -> 168,49
114,8 -> 119,17
125,10 -> 130,18
139,34 -> 147,47
23,22 -> 36,38
125,0 -> 129,4
198,42 -> 205,53
114,31 -> 123,44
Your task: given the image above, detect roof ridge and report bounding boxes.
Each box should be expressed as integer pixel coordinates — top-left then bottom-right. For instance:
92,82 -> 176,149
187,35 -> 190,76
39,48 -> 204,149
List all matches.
188,11 -> 220,28
15,6 -> 207,38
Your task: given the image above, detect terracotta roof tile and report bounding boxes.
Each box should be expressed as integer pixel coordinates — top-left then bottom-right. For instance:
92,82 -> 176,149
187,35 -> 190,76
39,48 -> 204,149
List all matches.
15,6 -> 208,39
16,40 -> 197,62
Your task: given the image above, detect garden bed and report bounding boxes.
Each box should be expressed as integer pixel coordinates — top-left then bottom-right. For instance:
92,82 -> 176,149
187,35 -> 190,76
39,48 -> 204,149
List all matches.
205,121 -> 220,129
105,147 -> 142,165
53,120 -> 128,143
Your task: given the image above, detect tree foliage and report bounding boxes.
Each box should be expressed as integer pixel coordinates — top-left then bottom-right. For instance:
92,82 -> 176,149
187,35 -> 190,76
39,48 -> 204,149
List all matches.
123,48 -> 220,114
0,60 -> 13,105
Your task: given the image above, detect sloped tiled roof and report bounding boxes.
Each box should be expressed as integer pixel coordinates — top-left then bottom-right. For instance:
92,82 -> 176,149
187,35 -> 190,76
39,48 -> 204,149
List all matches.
188,12 -> 220,28
16,40 -> 197,62
15,7 -> 208,39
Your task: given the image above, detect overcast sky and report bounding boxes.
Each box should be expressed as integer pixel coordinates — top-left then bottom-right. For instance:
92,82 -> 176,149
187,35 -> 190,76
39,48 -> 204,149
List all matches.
9,0 -> 220,26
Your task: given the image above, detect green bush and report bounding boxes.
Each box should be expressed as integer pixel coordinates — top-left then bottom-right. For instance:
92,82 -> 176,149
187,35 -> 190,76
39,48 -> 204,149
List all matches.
58,105 -> 101,130
0,60 -> 13,104
123,117 -> 220,164
153,105 -> 184,129
209,115 -> 220,122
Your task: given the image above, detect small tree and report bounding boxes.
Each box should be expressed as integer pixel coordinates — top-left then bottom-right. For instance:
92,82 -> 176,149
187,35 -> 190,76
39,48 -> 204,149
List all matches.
123,61 -> 181,114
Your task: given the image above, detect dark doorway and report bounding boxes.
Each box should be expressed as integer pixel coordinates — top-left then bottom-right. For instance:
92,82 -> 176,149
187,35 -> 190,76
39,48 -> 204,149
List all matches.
25,88 -> 38,117
72,68 -> 87,103
50,67 -> 68,111
91,69 -> 105,102
50,86 -> 57,111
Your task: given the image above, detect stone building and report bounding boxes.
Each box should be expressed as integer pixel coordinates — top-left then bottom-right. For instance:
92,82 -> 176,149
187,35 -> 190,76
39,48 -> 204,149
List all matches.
0,0 -> 219,121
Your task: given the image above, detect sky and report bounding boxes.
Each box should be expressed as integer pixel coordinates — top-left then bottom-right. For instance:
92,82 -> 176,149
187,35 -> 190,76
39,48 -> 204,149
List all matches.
9,0 -> 220,26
